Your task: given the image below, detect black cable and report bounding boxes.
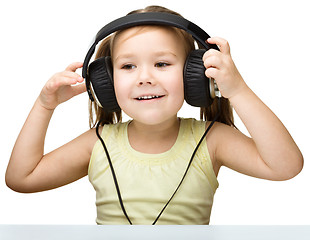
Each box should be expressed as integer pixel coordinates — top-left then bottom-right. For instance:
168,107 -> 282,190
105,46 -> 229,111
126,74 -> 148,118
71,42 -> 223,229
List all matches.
95,97 -> 221,225
152,106 -> 220,224
95,123 -> 132,225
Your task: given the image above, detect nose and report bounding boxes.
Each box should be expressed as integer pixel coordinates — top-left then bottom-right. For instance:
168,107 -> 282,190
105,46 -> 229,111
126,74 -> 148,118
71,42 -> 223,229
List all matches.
137,65 -> 154,86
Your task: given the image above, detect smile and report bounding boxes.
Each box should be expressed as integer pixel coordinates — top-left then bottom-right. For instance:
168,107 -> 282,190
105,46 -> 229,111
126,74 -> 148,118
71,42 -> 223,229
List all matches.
135,95 -> 164,100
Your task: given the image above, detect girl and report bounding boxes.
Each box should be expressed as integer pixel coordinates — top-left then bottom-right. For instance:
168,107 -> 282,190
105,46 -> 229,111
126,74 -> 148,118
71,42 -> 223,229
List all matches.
5,6 -> 303,225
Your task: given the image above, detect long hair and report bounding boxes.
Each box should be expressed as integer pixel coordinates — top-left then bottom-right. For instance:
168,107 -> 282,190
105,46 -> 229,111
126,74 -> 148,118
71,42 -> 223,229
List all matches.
88,5 -> 235,128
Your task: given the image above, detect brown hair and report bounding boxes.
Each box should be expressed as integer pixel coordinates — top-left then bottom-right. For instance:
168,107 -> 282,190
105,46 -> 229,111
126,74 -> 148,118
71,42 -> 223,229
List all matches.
89,5 -> 235,128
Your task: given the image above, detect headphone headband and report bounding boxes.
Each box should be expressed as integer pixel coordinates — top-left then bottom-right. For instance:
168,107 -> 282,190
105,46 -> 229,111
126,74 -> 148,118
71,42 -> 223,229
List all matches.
82,12 -> 218,79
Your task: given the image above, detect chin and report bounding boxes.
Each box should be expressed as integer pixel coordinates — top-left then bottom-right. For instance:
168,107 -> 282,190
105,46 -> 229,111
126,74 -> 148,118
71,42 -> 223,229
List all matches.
126,111 -> 179,126
121,100 -> 184,126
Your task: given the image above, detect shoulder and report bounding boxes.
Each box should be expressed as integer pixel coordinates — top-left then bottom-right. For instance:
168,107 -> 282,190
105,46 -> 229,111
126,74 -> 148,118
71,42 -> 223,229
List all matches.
69,123 -> 126,155
180,118 -> 230,176
202,121 -> 239,172
88,121 -> 131,150
97,121 -> 130,140
205,121 -> 239,153
73,127 -> 100,156
181,117 -> 227,138
180,117 -> 222,141
180,118 -> 206,132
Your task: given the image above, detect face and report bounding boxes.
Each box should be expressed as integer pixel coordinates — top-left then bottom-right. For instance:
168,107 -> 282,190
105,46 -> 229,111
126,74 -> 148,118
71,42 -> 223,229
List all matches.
112,26 -> 187,126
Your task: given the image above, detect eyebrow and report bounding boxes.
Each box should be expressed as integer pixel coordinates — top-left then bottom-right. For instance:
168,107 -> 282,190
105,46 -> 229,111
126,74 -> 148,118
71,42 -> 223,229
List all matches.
114,51 -> 177,62
154,51 -> 177,57
114,53 -> 135,62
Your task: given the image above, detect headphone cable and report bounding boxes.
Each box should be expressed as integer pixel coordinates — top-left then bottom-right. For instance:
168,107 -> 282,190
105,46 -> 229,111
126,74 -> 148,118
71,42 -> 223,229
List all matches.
95,123 -> 133,225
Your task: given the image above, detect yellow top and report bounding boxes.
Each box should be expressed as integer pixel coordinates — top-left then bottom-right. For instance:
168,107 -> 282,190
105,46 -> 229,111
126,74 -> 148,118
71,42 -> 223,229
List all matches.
88,118 -> 218,225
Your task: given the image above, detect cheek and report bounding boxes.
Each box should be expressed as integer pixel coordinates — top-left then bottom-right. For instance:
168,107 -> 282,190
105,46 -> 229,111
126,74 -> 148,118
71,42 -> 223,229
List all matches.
174,70 -> 186,109
113,74 -> 129,107
166,68 -> 184,98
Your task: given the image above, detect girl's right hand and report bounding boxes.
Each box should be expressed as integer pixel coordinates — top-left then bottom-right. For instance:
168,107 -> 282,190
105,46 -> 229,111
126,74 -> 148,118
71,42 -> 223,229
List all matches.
38,62 -> 86,110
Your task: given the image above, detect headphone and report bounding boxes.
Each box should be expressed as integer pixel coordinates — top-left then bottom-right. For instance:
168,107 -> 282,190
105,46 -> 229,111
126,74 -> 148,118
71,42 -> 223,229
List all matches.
82,12 -> 220,112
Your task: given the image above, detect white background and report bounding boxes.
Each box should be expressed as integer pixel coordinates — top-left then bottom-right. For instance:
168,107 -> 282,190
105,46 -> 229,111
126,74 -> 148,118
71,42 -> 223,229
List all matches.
0,0 -> 309,224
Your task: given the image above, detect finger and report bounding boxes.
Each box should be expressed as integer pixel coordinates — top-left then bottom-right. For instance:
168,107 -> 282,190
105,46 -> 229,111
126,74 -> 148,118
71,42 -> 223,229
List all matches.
207,37 -> 230,55
202,48 -> 221,62
62,71 -> 84,82
65,62 -> 83,72
48,75 -> 81,91
71,83 -> 86,96
203,50 -> 223,68
205,67 -> 219,79
204,56 -> 222,70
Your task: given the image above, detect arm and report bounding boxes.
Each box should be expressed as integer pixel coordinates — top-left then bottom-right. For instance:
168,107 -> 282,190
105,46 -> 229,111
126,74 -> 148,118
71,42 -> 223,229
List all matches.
204,37 -> 303,180
5,62 -> 95,192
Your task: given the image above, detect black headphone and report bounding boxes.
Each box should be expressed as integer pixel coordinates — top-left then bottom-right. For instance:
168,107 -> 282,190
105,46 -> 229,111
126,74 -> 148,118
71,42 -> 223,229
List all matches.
82,12 -> 220,112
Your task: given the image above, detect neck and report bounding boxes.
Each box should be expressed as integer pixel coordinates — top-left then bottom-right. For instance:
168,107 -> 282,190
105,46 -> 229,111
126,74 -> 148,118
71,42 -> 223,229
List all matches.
128,117 -> 180,154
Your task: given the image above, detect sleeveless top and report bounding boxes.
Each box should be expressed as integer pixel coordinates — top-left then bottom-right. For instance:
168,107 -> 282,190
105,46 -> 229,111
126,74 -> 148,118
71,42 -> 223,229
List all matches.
88,118 -> 218,224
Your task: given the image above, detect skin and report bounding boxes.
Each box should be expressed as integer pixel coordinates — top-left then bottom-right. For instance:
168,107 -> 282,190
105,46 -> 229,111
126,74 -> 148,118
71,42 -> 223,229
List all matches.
5,26 -> 303,194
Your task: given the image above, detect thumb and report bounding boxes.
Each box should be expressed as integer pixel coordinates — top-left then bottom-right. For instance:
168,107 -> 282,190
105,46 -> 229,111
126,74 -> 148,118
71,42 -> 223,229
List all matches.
71,82 -> 86,97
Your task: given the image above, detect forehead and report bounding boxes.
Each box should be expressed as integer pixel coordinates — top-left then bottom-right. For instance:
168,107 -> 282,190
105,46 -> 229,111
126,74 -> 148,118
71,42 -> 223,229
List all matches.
112,26 -> 186,56
114,25 -> 179,41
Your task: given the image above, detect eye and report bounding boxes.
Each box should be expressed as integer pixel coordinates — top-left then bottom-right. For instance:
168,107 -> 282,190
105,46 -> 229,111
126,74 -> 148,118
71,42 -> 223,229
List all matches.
121,64 -> 136,70
155,62 -> 170,68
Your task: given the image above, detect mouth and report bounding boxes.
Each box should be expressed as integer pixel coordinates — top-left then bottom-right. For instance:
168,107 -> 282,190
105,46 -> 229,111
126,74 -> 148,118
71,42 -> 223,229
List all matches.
134,95 -> 165,101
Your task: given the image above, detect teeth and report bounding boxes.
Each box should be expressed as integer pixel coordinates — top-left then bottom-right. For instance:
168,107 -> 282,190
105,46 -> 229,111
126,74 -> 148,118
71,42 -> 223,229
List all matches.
137,95 -> 161,100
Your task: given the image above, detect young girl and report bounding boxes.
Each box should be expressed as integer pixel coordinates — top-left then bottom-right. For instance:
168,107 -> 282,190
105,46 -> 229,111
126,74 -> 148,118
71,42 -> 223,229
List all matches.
6,6 -> 303,225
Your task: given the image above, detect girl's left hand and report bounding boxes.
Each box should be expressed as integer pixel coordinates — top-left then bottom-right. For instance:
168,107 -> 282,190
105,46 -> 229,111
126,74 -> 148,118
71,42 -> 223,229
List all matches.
203,37 -> 247,99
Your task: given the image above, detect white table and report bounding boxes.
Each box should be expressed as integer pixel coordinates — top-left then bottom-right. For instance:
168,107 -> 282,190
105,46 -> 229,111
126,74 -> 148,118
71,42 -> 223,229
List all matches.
0,225 -> 309,240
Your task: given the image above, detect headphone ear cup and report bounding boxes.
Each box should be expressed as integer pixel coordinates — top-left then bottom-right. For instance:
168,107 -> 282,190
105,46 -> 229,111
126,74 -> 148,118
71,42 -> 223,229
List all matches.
183,49 -> 213,108
88,56 -> 120,112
